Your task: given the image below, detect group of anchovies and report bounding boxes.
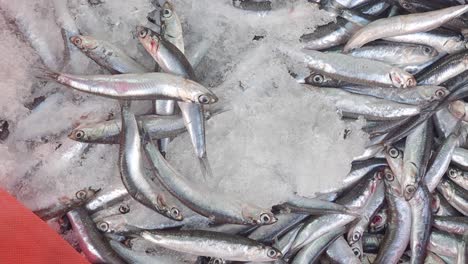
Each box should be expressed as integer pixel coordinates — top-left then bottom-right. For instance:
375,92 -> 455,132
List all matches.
30,0 -> 468,263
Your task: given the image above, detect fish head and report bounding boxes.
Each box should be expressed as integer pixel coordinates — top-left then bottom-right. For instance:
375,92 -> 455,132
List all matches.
426,87 -> 449,102
70,35 -> 98,51
161,1 -> 174,20
68,121 -> 113,143
369,209 -> 387,232
304,71 -> 340,87
136,26 -> 161,57
75,186 -> 101,201
438,180 -> 454,201
351,244 -> 362,260
242,206 -> 277,225
383,167 -> 403,197
389,69 -> 416,88
448,100 -> 466,120
447,167 -> 462,180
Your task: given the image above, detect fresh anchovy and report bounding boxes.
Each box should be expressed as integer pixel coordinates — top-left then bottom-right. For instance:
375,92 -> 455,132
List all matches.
291,226 -> 345,264
284,48 -> 416,88
402,120 -> 433,200
248,213 -> 309,243
347,42 -> 439,67
433,216 -> 468,235
362,233 -> 384,253
160,1 -> 184,54
272,195 -> 357,216
447,167 -> 468,190
344,5 -> 468,52
142,131 -> 276,225
137,25 -> 212,179
374,169 -> 411,264
140,230 -> 282,262
109,240 -> 184,264
70,35 -> 147,74
325,237 -> 361,264
428,230 -> 464,260
347,183 -> 384,245
291,172 -> 381,251
68,114 -> 214,144
301,1 -> 388,50
342,85 -> 448,106
119,104 -> 183,221
433,191 -> 463,217
424,131 -> 459,192
66,207 -> 126,264
437,178 -> 468,215
452,150 -> 468,172
417,50 -> 468,85
36,69 -> 218,103
301,18 -> 361,50
408,184 -> 432,264
158,2 -> 185,154
84,187 -> 127,215
434,107 -> 461,138
34,187 -> 100,220
320,88 -> 421,120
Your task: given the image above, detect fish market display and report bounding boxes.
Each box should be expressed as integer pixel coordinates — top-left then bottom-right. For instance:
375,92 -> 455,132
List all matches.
1,0 -> 468,264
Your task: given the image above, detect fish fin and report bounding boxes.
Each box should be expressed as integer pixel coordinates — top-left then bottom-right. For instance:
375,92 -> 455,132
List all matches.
198,155 -> 214,182
32,66 -> 60,81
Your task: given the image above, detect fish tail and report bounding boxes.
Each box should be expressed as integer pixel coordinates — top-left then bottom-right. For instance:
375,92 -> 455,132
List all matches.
32,66 -> 60,81
198,155 -> 214,182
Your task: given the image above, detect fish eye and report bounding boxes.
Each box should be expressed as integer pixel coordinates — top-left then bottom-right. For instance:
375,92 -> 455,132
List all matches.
139,28 -> 148,38
74,130 -> 85,139
352,247 -> 361,257
448,168 -> 458,178
402,2 -> 412,9
119,204 -> 130,214
75,190 -> 87,200
170,207 -> 180,218
266,248 -> 278,258
352,232 -> 361,242
163,9 -> 172,18
313,74 -> 324,84
260,213 -> 271,224
198,94 -> 211,104
385,171 -> 394,181
423,46 -> 433,55
435,89 -> 446,98
211,259 -> 223,264
97,221 -> 109,232
72,37 -> 82,46
405,185 -> 416,194
388,147 -> 399,158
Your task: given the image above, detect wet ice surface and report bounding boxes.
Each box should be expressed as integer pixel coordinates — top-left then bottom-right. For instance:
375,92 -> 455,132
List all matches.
0,0 -> 366,253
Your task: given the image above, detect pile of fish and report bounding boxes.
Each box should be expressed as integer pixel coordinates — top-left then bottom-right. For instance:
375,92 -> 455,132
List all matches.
25,0 -> 468,263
